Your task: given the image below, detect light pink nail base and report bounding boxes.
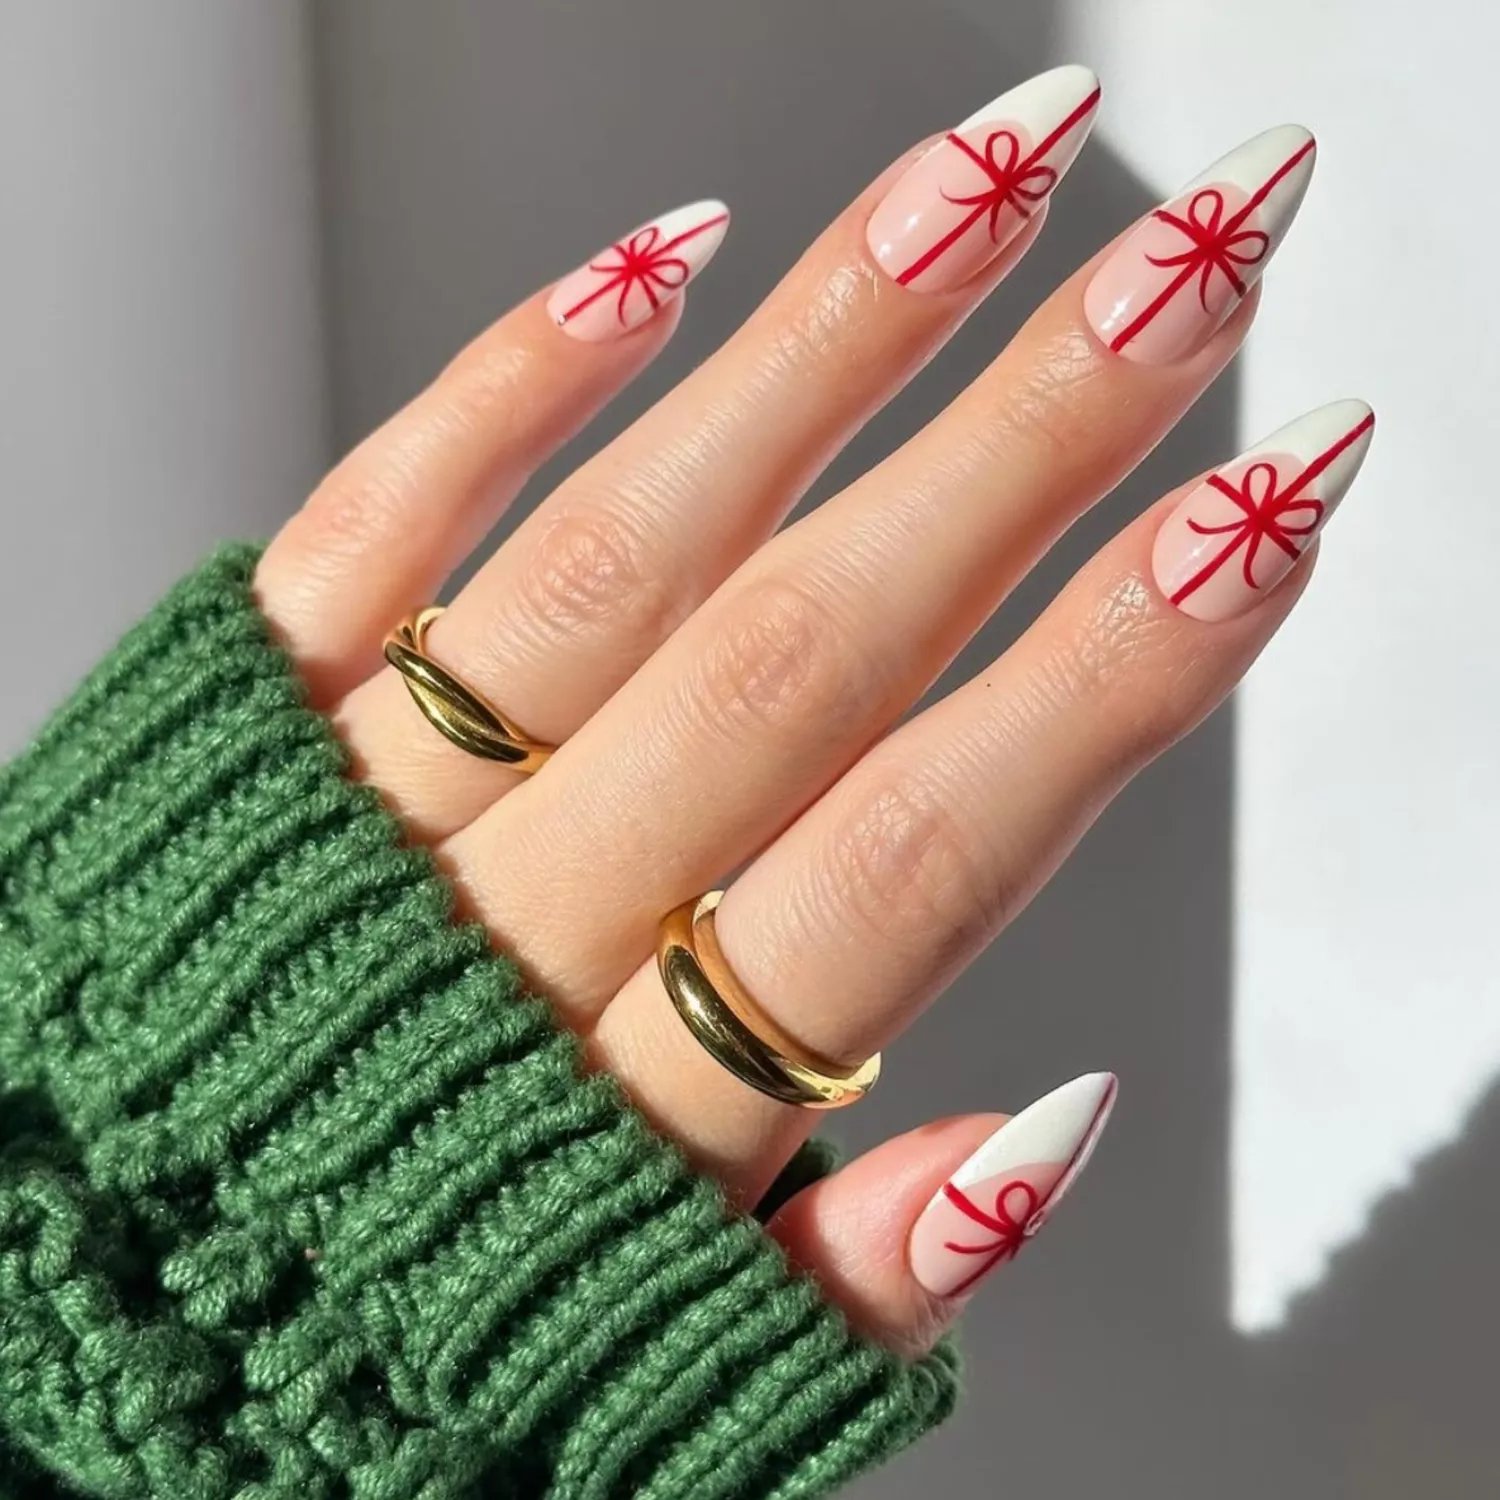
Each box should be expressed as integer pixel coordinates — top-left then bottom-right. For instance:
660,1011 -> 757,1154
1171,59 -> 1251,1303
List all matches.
547,200 -> 729,342
1153,400 -> 1375,620
1084,124 -> 1315,364
908,1073 -> 1117,1300
866,65 -> 1100,294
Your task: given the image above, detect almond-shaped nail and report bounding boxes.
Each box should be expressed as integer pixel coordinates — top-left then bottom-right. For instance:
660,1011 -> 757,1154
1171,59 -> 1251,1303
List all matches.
867,65 -> 1101,294
1154,400 -> 1374,621
909,1072 -> 1117,1299
1085,124 -> 1315,364
547,199 -> 729,342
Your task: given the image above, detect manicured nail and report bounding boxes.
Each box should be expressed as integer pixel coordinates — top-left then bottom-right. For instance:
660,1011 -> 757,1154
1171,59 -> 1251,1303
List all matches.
547,199 -> 729,342
909,1072 -> 1117,1299
1084,124 -> 1315,364
1153,400 -> 1374,621
867,65 -> 1100,294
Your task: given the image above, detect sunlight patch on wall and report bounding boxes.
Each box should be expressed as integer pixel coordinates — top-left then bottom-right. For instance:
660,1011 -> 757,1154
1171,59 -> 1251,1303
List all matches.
1065,0 -> 1500,1334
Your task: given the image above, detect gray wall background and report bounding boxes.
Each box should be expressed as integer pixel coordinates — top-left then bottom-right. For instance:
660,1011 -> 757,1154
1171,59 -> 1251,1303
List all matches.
3,2 -> 1496,1495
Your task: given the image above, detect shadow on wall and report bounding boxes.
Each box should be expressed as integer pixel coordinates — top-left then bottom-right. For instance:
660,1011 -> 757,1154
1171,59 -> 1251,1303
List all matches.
312,2 -> 1496,1496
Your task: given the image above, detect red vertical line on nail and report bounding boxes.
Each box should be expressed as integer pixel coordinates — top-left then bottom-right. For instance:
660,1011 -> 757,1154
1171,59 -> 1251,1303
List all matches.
653,212 -> 730,260
939,1179 -> 1039,1294
1107,136 -> 1315,354
557,259 -> 638,323
556,210 -> 729,324
893,83 -> 1101,287
936,1076 -> 1117,1297
1168,411 -> 1374,606
1040,1072 -> 1118,1212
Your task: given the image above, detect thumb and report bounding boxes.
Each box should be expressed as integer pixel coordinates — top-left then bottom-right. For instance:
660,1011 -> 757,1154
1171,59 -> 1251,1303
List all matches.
765,1072 -> 1117,1358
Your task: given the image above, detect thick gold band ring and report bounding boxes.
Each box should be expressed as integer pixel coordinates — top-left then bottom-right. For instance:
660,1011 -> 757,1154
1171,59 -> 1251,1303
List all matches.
383,608 -> 554,773
656,892 -> 880,1110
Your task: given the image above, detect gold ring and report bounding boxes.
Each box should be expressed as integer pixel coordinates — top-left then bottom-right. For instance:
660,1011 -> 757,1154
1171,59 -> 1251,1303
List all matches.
383,608 -> 554,773
656,892 -> 880,1110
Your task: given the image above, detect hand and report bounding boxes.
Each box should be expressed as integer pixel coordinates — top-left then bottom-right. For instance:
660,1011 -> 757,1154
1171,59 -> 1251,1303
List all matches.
253,67 -> 1367,1358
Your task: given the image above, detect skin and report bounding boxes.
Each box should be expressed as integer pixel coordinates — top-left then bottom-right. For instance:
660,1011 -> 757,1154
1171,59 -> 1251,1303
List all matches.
254,134 -> 1313,1356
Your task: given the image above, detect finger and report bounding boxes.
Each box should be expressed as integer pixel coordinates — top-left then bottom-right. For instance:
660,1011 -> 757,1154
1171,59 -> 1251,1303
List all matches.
254,199 -> 725,702
446,124 -> 1311,1019
335,67 -> 1098,839
767,1075 -> 1115,1357
591,400 -> 1372,1197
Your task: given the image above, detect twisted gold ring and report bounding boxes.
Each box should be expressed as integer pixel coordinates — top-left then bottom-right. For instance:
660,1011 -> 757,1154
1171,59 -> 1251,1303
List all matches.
383,608 -> 554,773
657,892 -> 880,1110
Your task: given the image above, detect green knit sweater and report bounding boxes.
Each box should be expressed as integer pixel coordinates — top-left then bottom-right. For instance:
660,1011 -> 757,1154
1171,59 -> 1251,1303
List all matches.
0,547 -> 958,1498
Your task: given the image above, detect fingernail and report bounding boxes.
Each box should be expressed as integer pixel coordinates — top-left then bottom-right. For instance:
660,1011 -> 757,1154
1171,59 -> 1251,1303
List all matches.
1084,124 -> 1315,363
547,199 -> 730,342
909,1072 -> 1117,1299
867,65 -> 1100,293
1153,400 -> 1374,621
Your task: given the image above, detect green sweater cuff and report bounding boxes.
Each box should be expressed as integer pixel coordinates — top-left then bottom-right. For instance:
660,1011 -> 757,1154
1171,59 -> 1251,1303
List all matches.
0,546 -> 959,1499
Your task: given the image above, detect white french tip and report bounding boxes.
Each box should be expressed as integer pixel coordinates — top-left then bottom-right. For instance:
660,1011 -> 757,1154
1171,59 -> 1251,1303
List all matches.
950,1071 -> 1118,1201
645,198 -> 731,259
547,197 -> 731,340
907,1071 -> 1117,1297
1245,399 -> 1376,509
956,63 -> 1102,140
1182,122 -> 1316,228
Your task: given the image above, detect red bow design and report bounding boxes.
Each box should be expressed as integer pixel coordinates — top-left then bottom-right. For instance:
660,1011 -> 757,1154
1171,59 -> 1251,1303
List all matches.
1169,410 -> 1373,607
586,225 -> 694,324
554,210 -> 727,328
1106,136 -> 1313,355
893,84 -> 1100,287
944,128 -> 1059,240
1187,460 -> 1323,593
1146,187 -> 1270,311
941,1177 -> 1045,1295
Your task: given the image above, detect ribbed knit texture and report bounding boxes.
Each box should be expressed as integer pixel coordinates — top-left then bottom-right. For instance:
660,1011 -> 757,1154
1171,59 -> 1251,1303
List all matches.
0,546 -> 959,1499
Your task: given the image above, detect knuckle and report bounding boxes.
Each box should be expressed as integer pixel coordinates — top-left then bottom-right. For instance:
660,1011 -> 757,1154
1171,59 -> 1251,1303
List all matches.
764,262 -> 870,377
438,338 -> 536,417
1029,572 -> 1189,769
517,501 -> 675,647
687,577 -> 885,740
821,771 -> 1002,953
296,452 -> 417,557
988,328 -> 1103,468
291,402 -> 488,564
